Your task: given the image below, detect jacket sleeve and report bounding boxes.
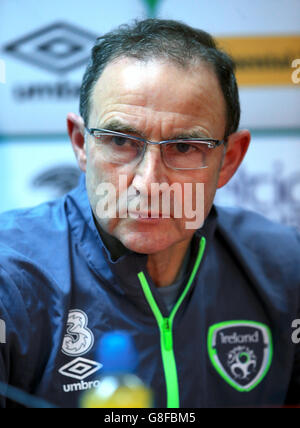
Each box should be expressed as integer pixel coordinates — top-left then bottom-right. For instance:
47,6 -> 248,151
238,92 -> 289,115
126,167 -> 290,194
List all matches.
285,231 -> 300,406
285,313 -> 300,406
0,265 -> 32,408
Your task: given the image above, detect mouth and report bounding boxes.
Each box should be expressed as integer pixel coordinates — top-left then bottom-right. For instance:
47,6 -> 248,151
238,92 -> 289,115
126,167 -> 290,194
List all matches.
128,211 -> 170,221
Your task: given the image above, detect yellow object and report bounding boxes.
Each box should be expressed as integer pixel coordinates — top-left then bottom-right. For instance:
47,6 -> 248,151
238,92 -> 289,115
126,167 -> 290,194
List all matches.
217,35 -> 300,86
80,374 -> 153,408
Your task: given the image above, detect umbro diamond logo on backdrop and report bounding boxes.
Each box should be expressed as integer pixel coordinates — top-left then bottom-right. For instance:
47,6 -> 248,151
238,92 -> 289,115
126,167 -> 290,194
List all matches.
3,22 -> 97,74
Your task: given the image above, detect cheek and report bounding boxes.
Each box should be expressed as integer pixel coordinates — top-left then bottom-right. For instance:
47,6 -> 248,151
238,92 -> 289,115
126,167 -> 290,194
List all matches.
85,151 -> 135,223
86,147 -> 120,189
85,150 -> 113,215
203,167 -> 222,214
179,167 -> 220,218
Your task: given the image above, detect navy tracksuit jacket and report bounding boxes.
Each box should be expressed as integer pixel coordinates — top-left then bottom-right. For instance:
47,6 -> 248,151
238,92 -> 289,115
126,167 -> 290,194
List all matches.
0,175 -> 299,408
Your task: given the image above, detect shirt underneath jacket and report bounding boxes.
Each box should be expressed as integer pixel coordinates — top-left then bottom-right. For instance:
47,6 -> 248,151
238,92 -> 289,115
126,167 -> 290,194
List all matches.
0,174 -> 299,408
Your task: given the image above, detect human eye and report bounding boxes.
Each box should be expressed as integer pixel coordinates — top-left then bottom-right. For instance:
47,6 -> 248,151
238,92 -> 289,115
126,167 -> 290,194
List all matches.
93,133 -> 132,147
173,142 -> 206,154
111,135 -> 130,146
112,135 -> 144,154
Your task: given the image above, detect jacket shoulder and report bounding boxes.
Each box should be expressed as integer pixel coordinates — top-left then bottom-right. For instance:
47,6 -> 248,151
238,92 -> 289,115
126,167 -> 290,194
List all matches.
215,205 -> 300,250
215,206 -> 300,291
0,197 -> 69,249
0,196 -> 73,284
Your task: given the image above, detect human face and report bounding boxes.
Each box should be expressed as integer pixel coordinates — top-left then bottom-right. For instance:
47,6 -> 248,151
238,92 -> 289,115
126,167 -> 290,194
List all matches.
84,58 -> 227,254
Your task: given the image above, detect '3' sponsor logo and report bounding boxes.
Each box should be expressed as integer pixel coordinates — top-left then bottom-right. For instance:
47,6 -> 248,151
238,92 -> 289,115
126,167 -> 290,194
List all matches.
62,310 -> 94,357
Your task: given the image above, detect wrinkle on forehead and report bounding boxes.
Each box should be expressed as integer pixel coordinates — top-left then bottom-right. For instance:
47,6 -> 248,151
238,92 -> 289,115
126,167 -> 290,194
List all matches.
90,57 -> 227,140
96,107 -> 214,140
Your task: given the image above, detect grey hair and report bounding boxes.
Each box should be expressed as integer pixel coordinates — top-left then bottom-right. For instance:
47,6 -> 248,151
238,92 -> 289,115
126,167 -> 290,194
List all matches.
80,19 -> 240,137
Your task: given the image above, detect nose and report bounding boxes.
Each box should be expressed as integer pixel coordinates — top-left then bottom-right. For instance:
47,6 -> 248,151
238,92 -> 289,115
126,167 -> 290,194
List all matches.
131,144 -> 169,196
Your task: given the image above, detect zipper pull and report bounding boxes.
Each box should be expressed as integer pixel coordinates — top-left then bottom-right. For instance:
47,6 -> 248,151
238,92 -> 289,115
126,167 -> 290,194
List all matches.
162,318 -> 173,351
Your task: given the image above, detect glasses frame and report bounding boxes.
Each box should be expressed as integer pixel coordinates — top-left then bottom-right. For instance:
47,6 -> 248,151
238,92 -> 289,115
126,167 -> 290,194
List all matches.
85,127 -> 226,170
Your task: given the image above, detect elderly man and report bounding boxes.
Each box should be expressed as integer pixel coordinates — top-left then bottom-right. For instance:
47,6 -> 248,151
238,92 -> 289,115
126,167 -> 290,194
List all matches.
0,19 -> 299,408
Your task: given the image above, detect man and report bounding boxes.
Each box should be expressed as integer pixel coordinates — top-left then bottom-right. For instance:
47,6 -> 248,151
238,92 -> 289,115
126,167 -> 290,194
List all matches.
0,19 -> 299,408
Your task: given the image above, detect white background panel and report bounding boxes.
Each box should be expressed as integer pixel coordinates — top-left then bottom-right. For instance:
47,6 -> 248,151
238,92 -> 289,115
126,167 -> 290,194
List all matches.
158,0 -> 300,35
0,0 -> 146,134
0,138 -> 78,212
0,0 -> 299,133
216,133 -> 300,230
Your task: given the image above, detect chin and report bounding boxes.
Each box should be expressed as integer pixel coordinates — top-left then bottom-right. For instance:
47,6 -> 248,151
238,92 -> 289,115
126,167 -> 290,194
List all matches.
117,230 -> 176,255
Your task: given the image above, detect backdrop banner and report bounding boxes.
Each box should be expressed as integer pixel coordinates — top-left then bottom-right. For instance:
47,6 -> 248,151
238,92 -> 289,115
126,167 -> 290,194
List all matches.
0,0 -> 146,135
216,134 -> 300,231
0,0 -> 299,232
1,0 -> 299,134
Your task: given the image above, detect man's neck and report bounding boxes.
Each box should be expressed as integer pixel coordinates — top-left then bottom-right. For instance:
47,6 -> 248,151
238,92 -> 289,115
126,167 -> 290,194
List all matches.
95,218 -> 193,288
146,239 -> 192,288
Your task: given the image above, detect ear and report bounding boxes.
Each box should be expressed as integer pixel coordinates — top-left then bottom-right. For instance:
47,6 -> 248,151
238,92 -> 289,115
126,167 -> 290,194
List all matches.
67,112 -> 87,173
217,129 -> 251,189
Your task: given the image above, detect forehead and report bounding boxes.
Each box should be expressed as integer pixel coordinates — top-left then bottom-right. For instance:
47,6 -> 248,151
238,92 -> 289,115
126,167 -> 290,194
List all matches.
89,57 -> 227,138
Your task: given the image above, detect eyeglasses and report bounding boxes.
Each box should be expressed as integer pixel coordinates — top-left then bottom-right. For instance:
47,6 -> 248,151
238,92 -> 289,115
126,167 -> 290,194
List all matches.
85,127 -> 226,170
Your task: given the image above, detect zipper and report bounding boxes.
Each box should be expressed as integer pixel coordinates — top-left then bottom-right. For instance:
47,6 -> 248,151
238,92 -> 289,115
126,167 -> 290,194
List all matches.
137,236 -> 206,408
162,318 -> 172,351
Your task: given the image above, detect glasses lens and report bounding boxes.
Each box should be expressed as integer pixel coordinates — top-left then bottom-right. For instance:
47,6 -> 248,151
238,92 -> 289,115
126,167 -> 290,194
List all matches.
93,133 -> 144,164
163,141 -> 212,169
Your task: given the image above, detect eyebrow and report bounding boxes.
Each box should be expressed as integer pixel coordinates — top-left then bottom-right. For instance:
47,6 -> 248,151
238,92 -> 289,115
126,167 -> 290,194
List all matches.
173,130 -> 212,139
96,119 -> 211,140
96,120 -> 146,138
